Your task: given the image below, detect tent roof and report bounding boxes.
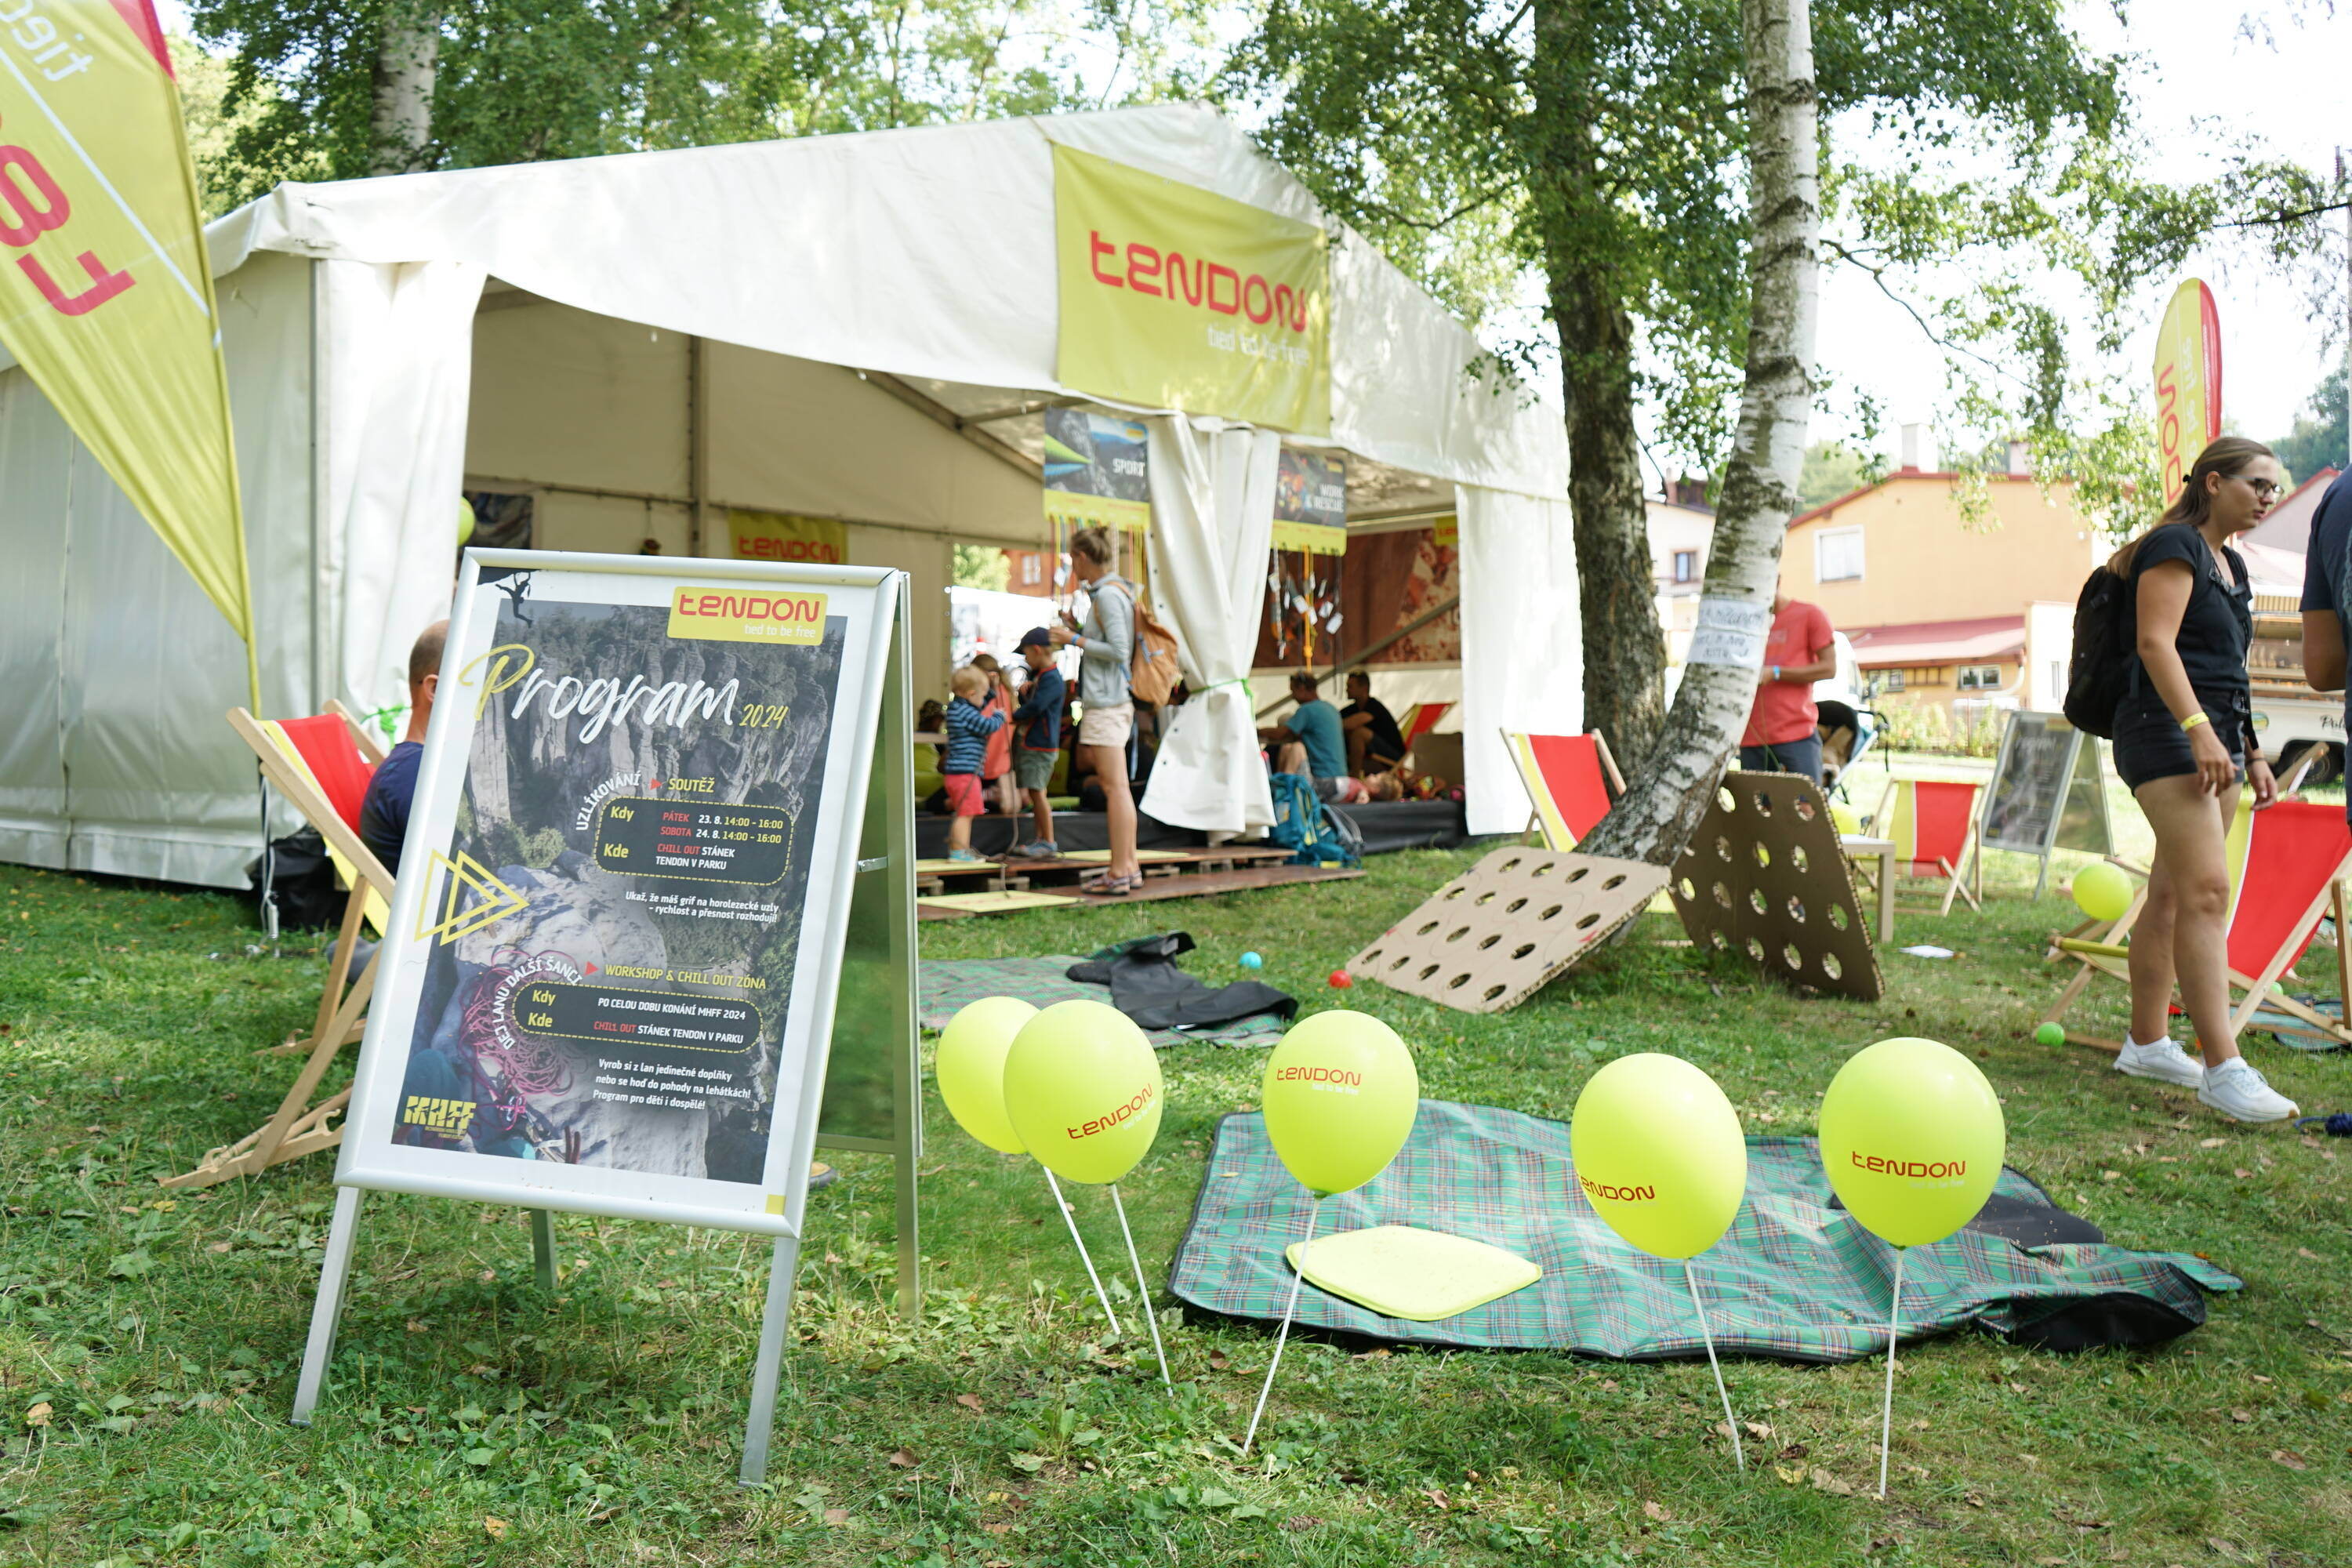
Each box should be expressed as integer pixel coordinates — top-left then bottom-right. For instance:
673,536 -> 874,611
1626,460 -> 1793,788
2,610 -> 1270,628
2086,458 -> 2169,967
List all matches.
203,103 -> 1566,504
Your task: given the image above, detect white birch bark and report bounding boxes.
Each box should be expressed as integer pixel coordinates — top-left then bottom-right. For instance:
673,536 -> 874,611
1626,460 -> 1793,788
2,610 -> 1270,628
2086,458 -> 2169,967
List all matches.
369,4 -> 443,176
1579,0 -> 1819,865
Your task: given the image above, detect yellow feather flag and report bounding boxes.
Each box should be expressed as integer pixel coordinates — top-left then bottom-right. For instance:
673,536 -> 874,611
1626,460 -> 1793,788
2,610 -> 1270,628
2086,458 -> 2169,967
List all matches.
2152,279 -> 2221,506
0,1 -> 256,706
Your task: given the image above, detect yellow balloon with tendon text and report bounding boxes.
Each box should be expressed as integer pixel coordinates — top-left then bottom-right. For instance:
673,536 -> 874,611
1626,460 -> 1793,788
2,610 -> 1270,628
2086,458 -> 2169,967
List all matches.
935,996 -> 1039,1154
1002,1000 -> 1163,1185
1261,1011 -> 1420,1197
1819,1037 -> 2004,1248
1570,1054 -> 1748,1259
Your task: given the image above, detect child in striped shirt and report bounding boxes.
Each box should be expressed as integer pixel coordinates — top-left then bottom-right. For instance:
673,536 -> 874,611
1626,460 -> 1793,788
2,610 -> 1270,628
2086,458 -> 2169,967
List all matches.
942,666 -> 1004,862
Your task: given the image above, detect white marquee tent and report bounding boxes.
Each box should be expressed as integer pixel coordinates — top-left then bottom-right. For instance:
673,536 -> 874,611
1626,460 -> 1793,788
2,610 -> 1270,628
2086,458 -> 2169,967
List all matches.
0,103 -> 1577,891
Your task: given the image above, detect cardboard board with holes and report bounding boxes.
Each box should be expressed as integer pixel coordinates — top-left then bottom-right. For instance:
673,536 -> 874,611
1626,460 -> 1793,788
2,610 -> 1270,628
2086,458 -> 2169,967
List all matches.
1668,772 -> 1882,1002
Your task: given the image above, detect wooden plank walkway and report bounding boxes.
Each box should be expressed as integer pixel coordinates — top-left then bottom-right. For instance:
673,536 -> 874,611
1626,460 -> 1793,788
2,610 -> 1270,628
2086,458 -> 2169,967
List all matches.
918,862 -> 1363,921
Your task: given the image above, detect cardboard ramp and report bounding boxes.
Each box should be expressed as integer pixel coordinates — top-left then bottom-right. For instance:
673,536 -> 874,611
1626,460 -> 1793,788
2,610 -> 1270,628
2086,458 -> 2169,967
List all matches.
1348,847 -> 1667,1013
1668,770 -> 1883,1002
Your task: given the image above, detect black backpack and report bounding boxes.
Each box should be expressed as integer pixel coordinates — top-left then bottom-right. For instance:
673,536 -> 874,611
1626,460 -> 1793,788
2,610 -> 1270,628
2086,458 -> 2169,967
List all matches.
2061,565 -> 2132,739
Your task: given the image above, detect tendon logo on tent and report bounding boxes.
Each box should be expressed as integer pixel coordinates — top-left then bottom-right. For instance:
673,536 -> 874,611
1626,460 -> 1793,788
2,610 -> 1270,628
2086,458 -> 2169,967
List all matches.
1850,1152 -> 1969,1186
1580,1176 -> 1658,1204
1069,1083 -> 1155,1140
1272,1065 -> 1362,1095
667,589 -> 828,645
412,848 -> 526,946
400,1095 -> 476,1135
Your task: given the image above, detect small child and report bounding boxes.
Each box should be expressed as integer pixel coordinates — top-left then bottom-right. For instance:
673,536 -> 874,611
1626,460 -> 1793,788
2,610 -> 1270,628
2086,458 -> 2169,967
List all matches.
971,652 -> 1017,815
1009,629 -> 1067,857
942,666 -> 1004,861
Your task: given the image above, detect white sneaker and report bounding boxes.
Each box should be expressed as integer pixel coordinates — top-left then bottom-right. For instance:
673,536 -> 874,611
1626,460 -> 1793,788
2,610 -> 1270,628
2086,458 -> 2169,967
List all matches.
2198,1058 -> 2299,1123
2114,1035 -> 2205,1089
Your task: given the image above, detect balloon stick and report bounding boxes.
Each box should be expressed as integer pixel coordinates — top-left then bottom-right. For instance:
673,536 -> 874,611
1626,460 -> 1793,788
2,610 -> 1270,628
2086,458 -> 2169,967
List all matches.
1109,1184 -> 1171,1391
1243,1194 -> 1319,1456
1878,1247 -> 1905,1500
1044,1168 -> 1122,1338
1682,1260 -> 1744,1472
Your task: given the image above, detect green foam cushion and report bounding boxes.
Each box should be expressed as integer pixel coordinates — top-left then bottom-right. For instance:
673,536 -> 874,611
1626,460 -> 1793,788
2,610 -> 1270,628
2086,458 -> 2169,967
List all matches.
1286,1225 -> 1542,1322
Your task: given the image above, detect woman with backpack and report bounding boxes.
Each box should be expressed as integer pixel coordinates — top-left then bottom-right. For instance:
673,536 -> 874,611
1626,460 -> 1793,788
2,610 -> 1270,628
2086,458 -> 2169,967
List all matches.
1050,526 -> 1144,894
2104,434 -> 2294,1121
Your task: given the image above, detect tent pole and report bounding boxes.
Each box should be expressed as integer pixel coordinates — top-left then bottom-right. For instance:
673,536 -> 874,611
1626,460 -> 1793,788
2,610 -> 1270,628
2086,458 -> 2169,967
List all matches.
688,335 -> 710,557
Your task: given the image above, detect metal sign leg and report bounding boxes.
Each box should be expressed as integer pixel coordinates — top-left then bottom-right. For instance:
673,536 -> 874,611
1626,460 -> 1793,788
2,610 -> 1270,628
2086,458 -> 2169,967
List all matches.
738,1232 -> 804,1488
290,1185 -> 367,1425
531,1210 -> 557,1290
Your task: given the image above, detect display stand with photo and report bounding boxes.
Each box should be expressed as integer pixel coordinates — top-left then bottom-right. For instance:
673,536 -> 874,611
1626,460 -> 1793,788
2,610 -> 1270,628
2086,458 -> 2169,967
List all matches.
1979,710 -> 2114,898
288,551 -> 918,1486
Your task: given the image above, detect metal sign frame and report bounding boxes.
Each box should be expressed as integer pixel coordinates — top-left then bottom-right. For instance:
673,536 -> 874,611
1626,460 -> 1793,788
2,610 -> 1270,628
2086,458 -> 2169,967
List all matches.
288,551 -> 919,1487
1980,709 -> 2114,898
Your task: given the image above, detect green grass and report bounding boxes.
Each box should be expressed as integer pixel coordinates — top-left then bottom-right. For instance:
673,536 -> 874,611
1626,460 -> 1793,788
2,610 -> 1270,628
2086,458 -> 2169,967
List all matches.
5,819 -> 2352,1566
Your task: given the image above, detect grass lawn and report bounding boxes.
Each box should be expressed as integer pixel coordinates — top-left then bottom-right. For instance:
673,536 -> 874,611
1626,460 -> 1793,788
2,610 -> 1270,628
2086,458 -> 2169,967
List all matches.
5,814 -> 2352,1566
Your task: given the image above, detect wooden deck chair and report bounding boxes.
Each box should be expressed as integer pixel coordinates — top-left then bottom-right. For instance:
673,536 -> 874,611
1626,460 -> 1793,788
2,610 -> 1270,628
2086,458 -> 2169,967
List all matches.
1504,730 -> 1627,850
164,703 -> 394,1189
1873,777 -> 1984,915
2042,797 -> 2352,1054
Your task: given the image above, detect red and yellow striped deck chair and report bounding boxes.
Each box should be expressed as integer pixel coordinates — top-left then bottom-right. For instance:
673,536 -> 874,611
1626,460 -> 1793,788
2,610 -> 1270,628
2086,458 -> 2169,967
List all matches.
1872,778 -> 1984,916
1504,730 -> 1626,850
2042,797 -> 2352,1054
165,703 -> 394,1188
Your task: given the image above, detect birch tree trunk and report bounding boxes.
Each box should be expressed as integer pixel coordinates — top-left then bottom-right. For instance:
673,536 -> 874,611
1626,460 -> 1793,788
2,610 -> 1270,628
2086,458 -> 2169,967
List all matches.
369,3 -> 443,176
1578,0 -> 1819,866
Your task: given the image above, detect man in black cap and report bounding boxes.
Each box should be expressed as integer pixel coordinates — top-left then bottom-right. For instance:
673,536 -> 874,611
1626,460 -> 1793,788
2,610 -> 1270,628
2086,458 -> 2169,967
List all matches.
1009,626 -> 1069,857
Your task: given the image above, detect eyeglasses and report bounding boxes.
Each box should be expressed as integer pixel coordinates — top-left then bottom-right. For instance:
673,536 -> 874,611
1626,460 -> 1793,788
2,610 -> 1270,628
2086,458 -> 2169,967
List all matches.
2238,475 -> 2283,500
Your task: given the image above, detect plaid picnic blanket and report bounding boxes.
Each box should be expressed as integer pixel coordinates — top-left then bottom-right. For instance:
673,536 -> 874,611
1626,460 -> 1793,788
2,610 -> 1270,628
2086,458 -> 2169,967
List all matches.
918,956 -> 1288,1050
1170,1101 -> 2241,1363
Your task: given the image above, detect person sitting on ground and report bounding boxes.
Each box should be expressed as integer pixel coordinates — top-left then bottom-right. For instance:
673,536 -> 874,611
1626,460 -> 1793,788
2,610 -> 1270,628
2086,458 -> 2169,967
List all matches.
1009,629 -> 1066,858
358,619 -> 447,877
1340,670 -> 1408,779
941,666 -> 1004,862
1262,670 -> 1349,800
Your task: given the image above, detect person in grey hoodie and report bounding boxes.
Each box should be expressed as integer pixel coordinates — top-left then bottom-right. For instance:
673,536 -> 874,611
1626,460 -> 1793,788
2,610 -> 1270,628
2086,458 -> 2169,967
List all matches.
1050,525 -> 1142,892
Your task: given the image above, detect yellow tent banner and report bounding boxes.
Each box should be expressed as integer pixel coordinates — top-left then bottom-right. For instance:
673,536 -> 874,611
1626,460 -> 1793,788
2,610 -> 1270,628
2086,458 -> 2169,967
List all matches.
0,1 -> 255,697
2152,278 -> 2221,505
1053,143 -> 1331,435
725,507 -> 849,565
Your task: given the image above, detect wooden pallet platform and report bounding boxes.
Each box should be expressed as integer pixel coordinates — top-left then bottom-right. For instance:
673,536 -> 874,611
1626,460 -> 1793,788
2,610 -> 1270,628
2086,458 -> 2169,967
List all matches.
913,858 -> 1031,895
1008,844 -> 1295,884
919,862 -> 1363,920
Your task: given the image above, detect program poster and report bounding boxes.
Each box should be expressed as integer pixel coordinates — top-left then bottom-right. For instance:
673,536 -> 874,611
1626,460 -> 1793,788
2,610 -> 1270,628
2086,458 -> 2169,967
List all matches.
339,553 -> 897,1236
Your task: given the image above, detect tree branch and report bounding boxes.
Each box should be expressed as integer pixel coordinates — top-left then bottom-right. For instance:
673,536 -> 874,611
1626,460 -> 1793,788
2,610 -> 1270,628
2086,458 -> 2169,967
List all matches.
1820,235 -> 2034,396
2214,198 -> 2351,230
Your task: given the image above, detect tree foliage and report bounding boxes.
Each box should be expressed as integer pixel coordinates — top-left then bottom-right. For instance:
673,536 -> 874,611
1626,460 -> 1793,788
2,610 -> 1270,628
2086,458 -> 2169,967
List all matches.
2271,367 -> 2349,485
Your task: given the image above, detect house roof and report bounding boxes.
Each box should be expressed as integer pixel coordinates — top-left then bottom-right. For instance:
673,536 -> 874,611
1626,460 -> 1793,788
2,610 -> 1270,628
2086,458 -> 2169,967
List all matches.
1786,469 -> 2050,531
2239,466 -> 2341,555
1846,615 -> 2027,668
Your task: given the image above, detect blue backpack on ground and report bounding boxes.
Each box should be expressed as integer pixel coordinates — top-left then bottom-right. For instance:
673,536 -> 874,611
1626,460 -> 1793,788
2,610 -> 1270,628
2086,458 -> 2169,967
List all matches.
1268,773 -> 1361,867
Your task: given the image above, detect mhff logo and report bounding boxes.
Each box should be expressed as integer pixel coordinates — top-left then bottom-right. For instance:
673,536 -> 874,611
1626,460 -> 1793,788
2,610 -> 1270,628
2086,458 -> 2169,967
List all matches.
1068,1083 -> 1155,1140
1087,229 -> 1313,334
1851,1151 -> 1968,1183
1580,1175 -> 1657,1204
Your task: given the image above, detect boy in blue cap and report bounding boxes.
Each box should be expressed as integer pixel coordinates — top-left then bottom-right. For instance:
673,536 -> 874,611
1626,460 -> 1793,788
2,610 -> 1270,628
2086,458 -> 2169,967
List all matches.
1010,627 -> 1067,857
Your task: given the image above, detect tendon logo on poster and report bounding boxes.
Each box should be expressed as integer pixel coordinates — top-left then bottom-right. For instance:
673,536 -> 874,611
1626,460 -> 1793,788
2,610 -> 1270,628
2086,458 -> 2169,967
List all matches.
1580,1175 -> 1657,1204
401,1095 -> 476,1135
667,589 -> 829,645
1272,1065 -> 1362,1094
1850,1152 -> 1969,1185
1069,1083 -> 1155,1140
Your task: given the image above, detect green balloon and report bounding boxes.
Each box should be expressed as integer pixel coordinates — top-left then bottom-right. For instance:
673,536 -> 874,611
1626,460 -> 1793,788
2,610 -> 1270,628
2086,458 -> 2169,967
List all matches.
1260,1011 -> 1419,1196
2071,862 -> 2132,924
1003,1000 -> 1162,1185
1819,1037 -> 2004,1248
935,996 -> 1037,1154
1570,1053 -> 1748,1260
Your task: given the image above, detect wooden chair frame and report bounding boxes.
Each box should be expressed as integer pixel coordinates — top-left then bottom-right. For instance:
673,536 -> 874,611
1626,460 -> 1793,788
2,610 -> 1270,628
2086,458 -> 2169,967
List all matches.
2042,859 -> 2352,1056
164,702 -> 395,1189
1508,729 -> 1627,851
1872,776 -> 1984,917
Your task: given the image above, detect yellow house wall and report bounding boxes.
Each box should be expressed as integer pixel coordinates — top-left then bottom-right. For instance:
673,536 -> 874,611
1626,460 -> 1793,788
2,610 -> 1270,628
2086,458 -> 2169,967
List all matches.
1781,476 -> 2099,630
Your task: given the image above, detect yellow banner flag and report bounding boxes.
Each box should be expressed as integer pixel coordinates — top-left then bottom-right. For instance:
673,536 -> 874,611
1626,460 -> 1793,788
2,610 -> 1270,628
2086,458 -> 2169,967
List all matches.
0,2 -> 255,698
2152,278 -> 2221,505
724,507 -> 848,565
1054,143 -> 1331,435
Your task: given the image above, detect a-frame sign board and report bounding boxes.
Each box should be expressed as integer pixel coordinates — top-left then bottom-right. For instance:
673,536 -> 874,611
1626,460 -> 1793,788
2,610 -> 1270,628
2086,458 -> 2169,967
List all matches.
289,552 -> 920,1487
1978,710 -> 2114,898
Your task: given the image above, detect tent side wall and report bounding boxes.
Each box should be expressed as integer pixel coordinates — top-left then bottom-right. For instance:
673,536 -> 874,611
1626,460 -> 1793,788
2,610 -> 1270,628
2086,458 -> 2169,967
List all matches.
0,250 -> 320,889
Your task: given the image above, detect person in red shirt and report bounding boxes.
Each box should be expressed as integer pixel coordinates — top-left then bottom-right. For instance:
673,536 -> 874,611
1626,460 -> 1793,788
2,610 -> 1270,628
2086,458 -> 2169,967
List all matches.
1740,593 -> 1835,781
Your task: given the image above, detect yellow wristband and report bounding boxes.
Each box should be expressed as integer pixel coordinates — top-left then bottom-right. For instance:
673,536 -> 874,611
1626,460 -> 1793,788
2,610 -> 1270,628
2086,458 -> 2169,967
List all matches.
2180,711 -> 2209,732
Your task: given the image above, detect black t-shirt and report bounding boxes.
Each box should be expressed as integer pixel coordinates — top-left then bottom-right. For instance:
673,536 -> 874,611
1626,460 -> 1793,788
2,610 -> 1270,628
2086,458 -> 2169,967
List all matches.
2299,470 -> 2352,774
2129,523 -> 2251,702
1343,696 -> 1408,765
359,740 -> 423,876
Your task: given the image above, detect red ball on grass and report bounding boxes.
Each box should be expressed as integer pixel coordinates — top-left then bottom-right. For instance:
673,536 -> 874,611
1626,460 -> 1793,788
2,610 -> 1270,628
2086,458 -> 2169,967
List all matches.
1327,970 -> 1353,989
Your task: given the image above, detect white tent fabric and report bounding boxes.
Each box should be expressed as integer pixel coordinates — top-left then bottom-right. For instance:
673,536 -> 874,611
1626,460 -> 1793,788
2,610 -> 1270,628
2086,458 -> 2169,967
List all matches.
1456,486 -> 1584,837
1139,417 -> 1281,835
322,260 -> 487,710
0,103 -> 1574,887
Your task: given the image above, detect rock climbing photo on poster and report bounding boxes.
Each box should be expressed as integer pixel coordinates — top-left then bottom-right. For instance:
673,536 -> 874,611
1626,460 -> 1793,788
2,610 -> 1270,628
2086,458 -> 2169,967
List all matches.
394,574 -> 845,1184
